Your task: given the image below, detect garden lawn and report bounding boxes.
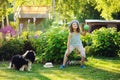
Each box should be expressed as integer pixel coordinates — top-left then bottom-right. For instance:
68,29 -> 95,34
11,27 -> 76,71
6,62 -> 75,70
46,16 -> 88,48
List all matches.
0,57 -> 120,80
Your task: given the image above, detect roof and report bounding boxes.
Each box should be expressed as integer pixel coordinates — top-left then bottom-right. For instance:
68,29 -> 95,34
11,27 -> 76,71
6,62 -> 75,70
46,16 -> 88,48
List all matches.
85,19 -> 120,23
15,6 -> 49,18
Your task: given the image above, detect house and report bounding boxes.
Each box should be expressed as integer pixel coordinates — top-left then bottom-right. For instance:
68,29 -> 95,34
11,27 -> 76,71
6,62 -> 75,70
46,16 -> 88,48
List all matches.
85,20 -> 120,32
15,6 -> 49,30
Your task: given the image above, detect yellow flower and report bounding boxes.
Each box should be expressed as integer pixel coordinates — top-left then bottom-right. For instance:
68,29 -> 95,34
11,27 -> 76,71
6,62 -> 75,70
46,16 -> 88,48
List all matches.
35,31 -> 42,36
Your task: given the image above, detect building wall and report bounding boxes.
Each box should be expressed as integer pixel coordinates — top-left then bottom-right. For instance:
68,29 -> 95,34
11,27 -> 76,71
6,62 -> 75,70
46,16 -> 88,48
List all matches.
19,18 -> 45,30
87,22 -> 120,32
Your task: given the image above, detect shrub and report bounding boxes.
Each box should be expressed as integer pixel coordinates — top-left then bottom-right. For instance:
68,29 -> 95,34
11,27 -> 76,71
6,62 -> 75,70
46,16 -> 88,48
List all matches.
1,26 -> 119,61
91,27 -> 120,57
0,39 -> 24,60
0,38 -> 35,61
32,26 -> 68,63
30,33 -> 48,63
85,46 -> 95,56
23,40 -> 35,52
81,33 -> 92,47
20,30 -> 42,40
33,27 -> 120,63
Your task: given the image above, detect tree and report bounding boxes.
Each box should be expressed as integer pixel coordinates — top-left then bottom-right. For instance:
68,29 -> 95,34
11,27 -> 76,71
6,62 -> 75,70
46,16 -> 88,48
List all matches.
89,0 -> 120,20
55,0 -> 102,22
0,0 -> 9,27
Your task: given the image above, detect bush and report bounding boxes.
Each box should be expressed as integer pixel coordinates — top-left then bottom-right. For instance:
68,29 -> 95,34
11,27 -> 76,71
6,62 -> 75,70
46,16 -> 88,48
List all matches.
0,39 -> 36,61
31,26 -> 68,63
0,26 -> 119,61
82,27 -> 120,57
23,40 -> 35,52
30,33 -> 48,63
81,33 -> 92,47
85,46 -> 95,56
91,27 -> 120,57
21,27 -> 120,62
0,39 -> 24,60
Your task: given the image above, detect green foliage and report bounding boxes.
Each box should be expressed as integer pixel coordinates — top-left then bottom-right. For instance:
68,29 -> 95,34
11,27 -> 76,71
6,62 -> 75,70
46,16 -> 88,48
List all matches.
20,30 -> 42,40
81,33 -> 92,47
23,40 -> 35,52
27,23 -> 36,32
81,27 -> 120,57
85,46 -> 95,56
1,0 -> 120,24
0,26 -> 119,61
29,33 -> 48,63
56,0 -> 102,22
0,39 -> 24,60
0,38 -> 36,61
20,31 -> 30,40
91,27 -> 120,57
89,0 -> 120,20
31,26 -> 68,63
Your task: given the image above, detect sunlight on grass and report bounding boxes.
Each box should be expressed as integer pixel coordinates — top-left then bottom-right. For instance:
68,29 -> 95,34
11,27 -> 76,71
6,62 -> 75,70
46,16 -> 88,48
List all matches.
0,70 -> 30,80
87,57 -> 120,74
38,69 -> 84,80
0,70 -> 7,79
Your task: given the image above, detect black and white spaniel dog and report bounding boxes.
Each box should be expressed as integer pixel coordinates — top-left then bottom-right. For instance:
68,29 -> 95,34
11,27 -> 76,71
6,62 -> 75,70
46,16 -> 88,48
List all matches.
8,50 -> 36,71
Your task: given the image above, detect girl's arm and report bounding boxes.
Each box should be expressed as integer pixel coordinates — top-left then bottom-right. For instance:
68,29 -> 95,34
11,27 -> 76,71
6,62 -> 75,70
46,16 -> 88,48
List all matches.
79,24 -> 87,36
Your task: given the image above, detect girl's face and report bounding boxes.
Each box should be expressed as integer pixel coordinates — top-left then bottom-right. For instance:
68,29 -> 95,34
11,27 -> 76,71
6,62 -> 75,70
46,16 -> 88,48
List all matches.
72,22 -> 78,30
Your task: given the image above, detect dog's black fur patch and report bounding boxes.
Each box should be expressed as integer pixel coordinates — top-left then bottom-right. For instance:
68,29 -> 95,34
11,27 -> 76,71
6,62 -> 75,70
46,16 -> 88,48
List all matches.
9,50 -> 36,71
10,55 -> 28,70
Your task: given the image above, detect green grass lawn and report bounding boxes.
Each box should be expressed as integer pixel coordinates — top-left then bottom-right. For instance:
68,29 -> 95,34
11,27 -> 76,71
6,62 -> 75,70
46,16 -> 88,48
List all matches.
0,57 -> 120,80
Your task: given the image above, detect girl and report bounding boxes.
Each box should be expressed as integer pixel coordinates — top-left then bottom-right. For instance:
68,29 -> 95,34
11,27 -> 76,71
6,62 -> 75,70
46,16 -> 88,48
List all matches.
60,20 -> 86,68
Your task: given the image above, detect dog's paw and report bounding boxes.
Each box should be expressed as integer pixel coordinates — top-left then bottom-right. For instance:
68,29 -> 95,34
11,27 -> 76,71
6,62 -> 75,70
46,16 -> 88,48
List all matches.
27,68 -> 31,71
19,68 -> 24,71
8,66 -> 11,69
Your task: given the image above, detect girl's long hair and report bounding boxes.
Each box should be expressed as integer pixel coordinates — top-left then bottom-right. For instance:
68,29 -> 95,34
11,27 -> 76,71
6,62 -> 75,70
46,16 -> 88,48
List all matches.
69,21 -> 80,33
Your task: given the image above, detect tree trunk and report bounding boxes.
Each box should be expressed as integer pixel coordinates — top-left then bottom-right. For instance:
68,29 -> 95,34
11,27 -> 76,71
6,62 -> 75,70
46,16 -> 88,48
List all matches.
6,15 -> 9,25
2,16 -> 4,28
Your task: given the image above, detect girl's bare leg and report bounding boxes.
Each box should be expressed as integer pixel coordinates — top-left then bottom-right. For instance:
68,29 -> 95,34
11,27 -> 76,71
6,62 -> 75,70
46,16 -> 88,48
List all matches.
81,57 -> 85,66
63,52 -> 70,66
